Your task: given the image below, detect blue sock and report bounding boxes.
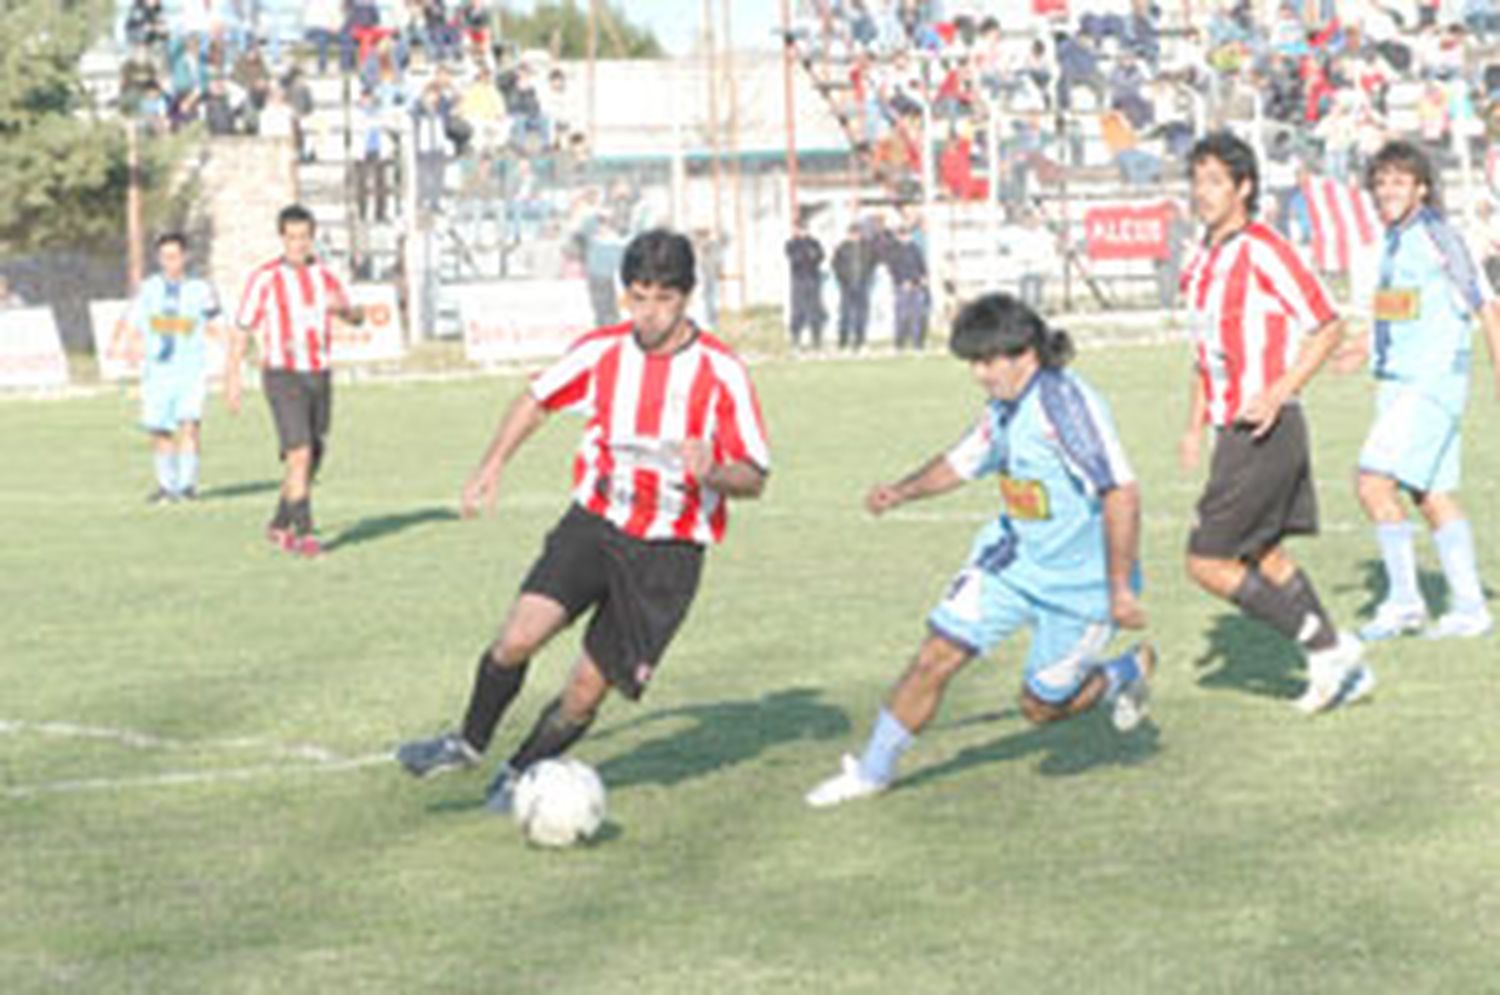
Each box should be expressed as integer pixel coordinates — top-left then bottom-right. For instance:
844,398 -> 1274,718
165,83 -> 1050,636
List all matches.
176,451 -> 199,493
154,451 -> 177,494
1098,648 -> 1141,699
1433,519 -> 1485,615
1375,521 -> 1420,608
857,708 -> 913,786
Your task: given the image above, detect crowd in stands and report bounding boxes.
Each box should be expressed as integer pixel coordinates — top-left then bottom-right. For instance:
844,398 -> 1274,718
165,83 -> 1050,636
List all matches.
796,0 -> 1500,225
114,0 -> 606,279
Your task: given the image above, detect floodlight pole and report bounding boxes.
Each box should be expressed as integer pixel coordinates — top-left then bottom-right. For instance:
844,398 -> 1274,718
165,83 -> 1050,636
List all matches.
780,0 -> 800,225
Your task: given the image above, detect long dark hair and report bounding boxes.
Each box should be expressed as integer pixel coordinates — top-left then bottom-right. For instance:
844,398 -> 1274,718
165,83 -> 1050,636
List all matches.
949,293 -> 1074,369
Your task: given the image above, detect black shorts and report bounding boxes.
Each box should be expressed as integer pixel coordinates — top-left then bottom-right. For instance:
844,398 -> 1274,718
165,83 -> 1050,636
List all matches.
521,505 -> 705,700
1188,404 -> 1319,561
264,369 -> 332,458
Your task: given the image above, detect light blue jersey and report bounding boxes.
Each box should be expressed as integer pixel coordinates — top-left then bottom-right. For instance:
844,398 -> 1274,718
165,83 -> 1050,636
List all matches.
939,368 -> 1137,621
1371,207 -> 1491,415
132,274 -> 222,385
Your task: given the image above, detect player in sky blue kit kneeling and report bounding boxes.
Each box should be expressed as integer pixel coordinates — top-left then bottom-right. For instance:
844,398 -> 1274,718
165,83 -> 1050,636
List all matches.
806,293 -> 1151,808
1338,140 -> 1500,641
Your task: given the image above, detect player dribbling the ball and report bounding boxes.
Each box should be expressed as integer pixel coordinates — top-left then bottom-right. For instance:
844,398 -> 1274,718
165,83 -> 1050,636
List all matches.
396,229 -> 771,811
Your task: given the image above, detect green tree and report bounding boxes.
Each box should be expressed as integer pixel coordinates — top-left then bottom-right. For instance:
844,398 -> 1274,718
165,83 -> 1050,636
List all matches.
0,0 -> 184,253
498,1 -> 664,60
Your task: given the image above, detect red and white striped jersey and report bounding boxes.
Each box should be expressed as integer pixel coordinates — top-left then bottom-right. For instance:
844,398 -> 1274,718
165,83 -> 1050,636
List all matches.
235,258 -> 351,373
1181,222 -> 1338,427
1300,175 -> 1378,274
530,322 -> 771,545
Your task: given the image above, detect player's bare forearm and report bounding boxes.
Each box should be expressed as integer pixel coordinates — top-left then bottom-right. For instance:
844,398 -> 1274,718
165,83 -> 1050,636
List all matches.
868,455 -> 965,515
476,391 -> 547,477
1179,365 -> 1207,471
1101,482 -> 1141,593
463,392 -> 548,517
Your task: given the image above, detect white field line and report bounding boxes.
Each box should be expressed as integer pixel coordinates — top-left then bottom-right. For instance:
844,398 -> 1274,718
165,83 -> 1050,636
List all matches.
0,718 -> 390,800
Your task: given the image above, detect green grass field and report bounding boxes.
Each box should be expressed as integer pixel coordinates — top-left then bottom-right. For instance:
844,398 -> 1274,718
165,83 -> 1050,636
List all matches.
4,343 -> 1500,994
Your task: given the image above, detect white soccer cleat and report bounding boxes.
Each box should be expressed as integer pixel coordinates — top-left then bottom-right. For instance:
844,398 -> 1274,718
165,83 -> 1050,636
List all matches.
804,753 -> 888,809
1293,633 -> 1374,714
1356,602 -> 1428,642
1110,642 -> 1156,733
1423,608 -> 1494,640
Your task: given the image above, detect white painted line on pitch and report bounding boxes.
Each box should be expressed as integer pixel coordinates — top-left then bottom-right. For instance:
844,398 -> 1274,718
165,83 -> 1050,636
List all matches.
1,753 -> 391,801
0,718 -> 346,763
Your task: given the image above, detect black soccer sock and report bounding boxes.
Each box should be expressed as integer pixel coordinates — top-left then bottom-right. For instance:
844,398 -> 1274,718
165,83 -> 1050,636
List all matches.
1281,569 -> 1339,652
1230,567 -> 1306,644
507,696 -> 594,772
269,497 -> 292,531
460,651 -> 530,753
288,498 -> 313,536
1232,567 -> 1339,652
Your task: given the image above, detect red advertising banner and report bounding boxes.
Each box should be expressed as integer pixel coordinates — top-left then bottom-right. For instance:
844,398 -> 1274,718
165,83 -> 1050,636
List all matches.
1033,0 -> 1069,16
1083,203 -> 1174,261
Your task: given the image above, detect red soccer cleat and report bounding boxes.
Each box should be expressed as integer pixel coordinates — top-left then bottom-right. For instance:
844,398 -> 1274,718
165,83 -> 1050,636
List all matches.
292,534 -> 324,559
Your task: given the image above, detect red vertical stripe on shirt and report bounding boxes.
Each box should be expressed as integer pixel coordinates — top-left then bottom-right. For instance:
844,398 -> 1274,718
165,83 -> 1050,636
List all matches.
271,269 -> 294,371
1303,178 -> 1329,271
584,343 -> 622,517
672,356 -> 716,540
1219,246 -> 1252,422
633,354 -> 671,436
1262,312 -> 1287,386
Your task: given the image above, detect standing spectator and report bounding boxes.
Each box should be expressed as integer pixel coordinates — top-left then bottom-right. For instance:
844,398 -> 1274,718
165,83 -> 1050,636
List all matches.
785,220 -> 827,350
694,228 -> 726,329
1006,208 -> 1058,311
225,205 -> 365,558
887,225 -> 928,350
353,89 -> 394,223
411,80 -> 453,212
582,211 -> 626,327
832,224 -> 877,351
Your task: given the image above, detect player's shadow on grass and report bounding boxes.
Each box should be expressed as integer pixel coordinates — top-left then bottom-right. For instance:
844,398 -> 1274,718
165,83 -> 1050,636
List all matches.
324,507 -> 459,552
195,479 -> 280,501
899,710 -> 1160,791
590,687 -> 851,789
1339,558 -> 1490,618
1192,614 -> 1303,700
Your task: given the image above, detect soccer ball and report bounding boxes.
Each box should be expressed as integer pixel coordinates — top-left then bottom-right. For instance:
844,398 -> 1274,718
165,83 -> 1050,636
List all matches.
512,758 -> 607,848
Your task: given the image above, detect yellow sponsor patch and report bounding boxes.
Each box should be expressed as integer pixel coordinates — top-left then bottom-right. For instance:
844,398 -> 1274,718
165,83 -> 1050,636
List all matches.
149,315 -> 196,335
1373,288 -> 1420,322
999,475 -> 1051,520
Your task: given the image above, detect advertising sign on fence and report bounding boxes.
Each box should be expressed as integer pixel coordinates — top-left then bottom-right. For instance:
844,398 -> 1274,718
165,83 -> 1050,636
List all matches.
457,280 -> 596,364
1083,203 -> 1174,262
332,284 -> 406,364
0,307 -> 69,390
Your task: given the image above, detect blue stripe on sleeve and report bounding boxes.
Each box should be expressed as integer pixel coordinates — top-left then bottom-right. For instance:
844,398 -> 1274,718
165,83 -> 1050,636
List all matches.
1423,213 -> 1485,314
1038,371 -> 1117,493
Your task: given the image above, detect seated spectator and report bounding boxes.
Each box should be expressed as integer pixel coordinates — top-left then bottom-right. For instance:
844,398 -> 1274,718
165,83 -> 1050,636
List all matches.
303,0 -> 348,75
500,63 -> 547,155
458,63 -> 507,152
